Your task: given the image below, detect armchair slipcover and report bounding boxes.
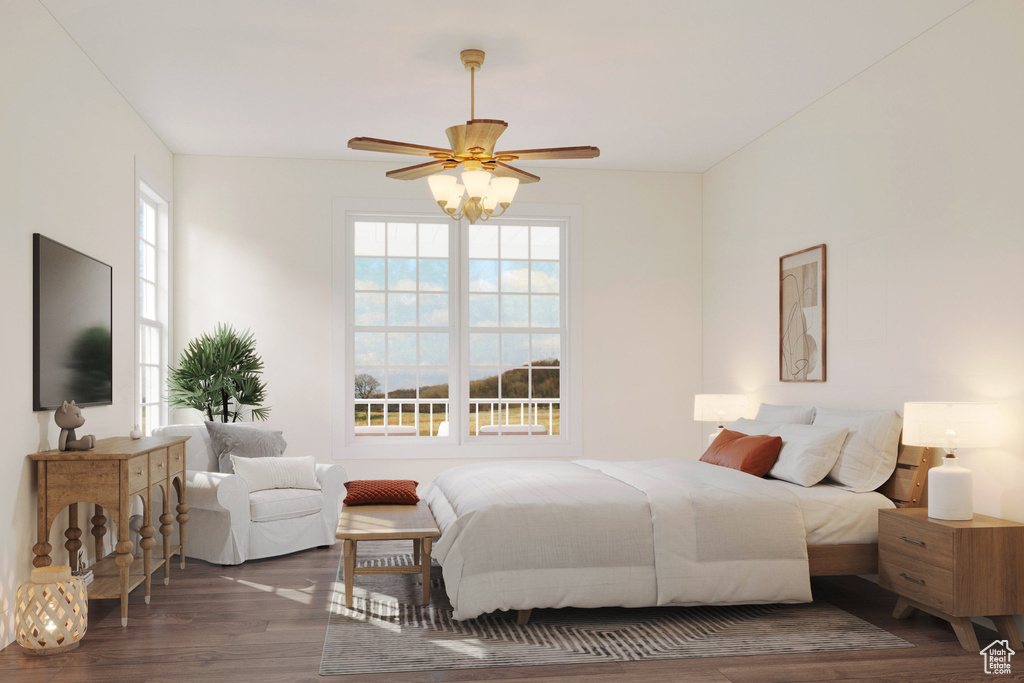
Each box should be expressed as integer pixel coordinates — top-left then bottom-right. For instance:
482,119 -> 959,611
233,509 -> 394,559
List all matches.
153,424 -> 346,565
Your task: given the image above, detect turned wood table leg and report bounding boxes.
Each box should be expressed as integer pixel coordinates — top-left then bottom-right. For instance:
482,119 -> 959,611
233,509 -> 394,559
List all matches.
115,503 -> 134,627
160,485 -> 174,586
139,489 -> 156,605
991,615 -> 1023,651
65,503 -> 82,572
33,462 -> 52,569
343,539 -> 356,609
421,537 -> 432,606
176,483 -> 189,570
92,504 -> 107,560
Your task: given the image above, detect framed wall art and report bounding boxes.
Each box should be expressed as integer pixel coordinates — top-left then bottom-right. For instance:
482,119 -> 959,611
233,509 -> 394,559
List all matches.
779,244 -> 826,382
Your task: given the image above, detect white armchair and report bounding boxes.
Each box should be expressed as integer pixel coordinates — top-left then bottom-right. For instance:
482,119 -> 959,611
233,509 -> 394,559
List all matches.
153,424 -> 346,565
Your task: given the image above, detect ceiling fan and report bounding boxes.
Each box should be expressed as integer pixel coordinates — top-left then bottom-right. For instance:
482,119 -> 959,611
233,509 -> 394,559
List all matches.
348,49 -> 600,223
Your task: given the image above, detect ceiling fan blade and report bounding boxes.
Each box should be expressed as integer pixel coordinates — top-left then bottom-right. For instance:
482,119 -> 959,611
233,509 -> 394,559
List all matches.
446,119 -> 508,158
494,146 -> 601,161
349,137 -> 452,158
385,160 -> 449,181
492,162 -> 540,184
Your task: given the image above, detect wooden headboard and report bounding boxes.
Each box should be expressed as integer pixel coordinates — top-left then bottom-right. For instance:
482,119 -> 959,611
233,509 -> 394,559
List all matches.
875,441 -> 931,508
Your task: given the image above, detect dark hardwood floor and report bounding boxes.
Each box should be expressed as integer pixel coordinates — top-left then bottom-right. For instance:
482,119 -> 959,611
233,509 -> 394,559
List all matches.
0,540 -> 1014,682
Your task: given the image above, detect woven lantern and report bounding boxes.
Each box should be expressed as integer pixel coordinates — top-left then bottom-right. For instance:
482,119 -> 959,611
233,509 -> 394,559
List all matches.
15,566 -> 88,655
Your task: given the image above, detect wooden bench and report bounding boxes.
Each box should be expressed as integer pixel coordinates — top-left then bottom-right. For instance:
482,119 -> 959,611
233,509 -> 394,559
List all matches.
335,501 -> 441,608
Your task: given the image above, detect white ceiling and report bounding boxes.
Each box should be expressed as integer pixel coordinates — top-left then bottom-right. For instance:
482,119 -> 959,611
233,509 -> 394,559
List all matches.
40,0 -> 972,173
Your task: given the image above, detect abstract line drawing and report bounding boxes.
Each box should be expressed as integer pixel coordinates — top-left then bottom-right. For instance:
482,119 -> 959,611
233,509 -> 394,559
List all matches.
780,244 -> 826,382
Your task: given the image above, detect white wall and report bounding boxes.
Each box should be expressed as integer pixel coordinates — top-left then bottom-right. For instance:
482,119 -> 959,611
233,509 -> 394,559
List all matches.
703,0 -> 1024,523
0,0 -> 173,646
173,156 -> 703,482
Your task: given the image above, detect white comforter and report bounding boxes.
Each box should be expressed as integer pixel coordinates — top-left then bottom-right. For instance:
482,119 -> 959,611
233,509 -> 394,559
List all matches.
423,457 -> 812,620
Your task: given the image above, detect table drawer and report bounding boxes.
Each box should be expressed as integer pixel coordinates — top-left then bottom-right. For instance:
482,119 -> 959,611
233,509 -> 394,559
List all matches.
169,443 -> 185,475
149,448 -> 168,483
127,455 -> 149,494
879,511 -> 953,569
879,554 -> 954,613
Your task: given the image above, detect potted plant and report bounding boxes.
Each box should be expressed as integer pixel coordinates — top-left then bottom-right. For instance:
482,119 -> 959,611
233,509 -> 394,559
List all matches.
166,323 -> 271,422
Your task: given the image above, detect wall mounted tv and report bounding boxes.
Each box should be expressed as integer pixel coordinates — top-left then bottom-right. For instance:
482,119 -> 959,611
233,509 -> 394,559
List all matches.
33,234 -> 113,411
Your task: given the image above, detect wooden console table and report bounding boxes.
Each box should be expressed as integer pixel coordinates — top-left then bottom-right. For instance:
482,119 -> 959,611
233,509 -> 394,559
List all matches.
29,435 -> 190,626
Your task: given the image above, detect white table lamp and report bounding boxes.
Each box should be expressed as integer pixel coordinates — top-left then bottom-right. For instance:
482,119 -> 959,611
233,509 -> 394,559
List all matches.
694,394 -> 748,447
902,402 -> 999,521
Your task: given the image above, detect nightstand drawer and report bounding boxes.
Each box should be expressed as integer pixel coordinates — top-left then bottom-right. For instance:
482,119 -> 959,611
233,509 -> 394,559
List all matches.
879,555 -> 954,614
879,511 -> 953,568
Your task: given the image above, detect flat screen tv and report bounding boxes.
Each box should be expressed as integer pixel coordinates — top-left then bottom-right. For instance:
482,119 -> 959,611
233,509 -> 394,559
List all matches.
34,234 -> 113,410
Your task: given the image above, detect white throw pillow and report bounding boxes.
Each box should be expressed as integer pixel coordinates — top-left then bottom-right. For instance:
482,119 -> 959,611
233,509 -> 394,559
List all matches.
768,424 -> 849,487
755,403 -> 816,424
229,455 -> 321,493
814,408 -> 903,493
727,418 -> 781,436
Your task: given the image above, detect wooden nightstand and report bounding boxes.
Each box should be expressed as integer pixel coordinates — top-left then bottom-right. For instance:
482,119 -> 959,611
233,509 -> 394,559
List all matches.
878,508 -> 1024,651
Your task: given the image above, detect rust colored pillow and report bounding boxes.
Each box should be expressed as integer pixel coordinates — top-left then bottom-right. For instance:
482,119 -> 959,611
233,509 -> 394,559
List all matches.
343,479 -> 420,506
700,429 -> 783,477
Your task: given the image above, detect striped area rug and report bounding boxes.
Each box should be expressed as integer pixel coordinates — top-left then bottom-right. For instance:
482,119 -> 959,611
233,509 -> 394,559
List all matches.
320,554 -> 912,676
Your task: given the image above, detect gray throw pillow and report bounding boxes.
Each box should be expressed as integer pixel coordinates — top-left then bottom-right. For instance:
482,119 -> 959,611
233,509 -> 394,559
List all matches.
204,421 -> 287,474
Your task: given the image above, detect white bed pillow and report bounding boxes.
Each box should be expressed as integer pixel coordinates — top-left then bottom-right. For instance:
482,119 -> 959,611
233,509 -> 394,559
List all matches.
229,455 -> 321,493
814,408 -> 903,493
755,403 -> 816,424
767,424 -> 849,487
727,418 -> 781,436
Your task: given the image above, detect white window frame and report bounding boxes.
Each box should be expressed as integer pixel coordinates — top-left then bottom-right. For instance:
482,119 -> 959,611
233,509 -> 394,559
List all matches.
332,197 -> 583,460
135,162 -> 171,435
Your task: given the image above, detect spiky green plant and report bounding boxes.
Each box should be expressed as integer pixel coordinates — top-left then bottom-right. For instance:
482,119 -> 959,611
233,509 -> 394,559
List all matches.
166,323 -> 271,422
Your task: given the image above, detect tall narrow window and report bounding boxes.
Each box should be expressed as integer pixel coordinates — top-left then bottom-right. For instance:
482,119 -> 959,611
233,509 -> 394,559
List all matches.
137,180 -> 170,435
466,222 -> 563,436
350,219 -> 453,437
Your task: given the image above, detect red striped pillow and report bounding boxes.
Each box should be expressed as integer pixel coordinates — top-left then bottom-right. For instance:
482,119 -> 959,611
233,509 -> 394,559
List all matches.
343,479 -> 420,506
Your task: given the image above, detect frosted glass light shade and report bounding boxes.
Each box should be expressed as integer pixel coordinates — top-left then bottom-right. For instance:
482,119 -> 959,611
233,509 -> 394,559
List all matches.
902,402 -> 999,450
445,183 -> 465,210
490,176 -> 519,204
428,175 -> 457,202
461,170 -> 492,198
693,394 -> 748,424
482,194 -> 499,211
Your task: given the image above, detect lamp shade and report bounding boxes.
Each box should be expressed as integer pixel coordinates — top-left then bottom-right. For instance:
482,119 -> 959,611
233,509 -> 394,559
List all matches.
445,183 -> 465,210
427,174 -> 457,203
902,402 -> 999,450
489,176 -> 519,204
693,394 -> 748,424
461,169 -> 492,198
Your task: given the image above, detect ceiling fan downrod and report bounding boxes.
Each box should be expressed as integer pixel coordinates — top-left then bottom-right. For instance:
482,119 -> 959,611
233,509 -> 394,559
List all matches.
460,49 -> 485,121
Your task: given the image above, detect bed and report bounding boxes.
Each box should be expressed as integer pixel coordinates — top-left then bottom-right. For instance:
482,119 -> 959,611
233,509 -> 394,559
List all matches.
422,408 -> 930,623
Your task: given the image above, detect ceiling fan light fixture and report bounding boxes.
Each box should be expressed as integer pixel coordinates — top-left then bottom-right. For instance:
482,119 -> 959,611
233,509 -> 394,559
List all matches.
348,49 -> 598,223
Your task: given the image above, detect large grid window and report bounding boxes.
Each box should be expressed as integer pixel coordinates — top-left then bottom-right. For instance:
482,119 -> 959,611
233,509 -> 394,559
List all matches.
344,210 -> 568,443
137,181 -> 169,435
